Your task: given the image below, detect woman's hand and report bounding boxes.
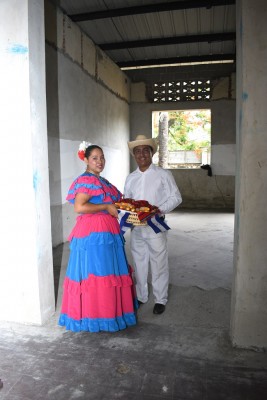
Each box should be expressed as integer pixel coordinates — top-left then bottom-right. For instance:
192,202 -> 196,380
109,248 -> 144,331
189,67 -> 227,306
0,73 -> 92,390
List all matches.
74,193 -> 119,217
106,204 -> 118,218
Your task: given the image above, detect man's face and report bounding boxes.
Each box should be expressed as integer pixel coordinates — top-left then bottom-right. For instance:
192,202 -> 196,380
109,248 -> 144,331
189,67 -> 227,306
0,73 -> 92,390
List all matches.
133,145 -> 153,171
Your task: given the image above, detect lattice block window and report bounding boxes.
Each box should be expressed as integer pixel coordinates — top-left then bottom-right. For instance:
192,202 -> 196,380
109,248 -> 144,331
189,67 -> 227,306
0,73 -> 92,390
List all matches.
153,79 -> 210,102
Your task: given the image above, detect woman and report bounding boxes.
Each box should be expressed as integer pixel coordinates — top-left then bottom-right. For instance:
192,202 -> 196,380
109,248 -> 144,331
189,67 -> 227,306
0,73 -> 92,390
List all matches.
58,142 -> 137,332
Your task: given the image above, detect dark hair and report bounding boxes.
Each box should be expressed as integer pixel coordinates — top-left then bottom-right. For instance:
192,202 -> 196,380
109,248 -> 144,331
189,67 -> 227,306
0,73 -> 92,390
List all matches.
85,145 -> 103,158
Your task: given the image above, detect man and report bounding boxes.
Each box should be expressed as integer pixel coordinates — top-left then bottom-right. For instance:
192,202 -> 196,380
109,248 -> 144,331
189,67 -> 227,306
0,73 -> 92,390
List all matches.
124,134 -> 182,314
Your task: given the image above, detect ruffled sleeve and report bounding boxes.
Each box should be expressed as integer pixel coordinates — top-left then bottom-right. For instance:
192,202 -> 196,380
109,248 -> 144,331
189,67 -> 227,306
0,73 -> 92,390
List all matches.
66,174 -> 122,204
66,174 -> 105,204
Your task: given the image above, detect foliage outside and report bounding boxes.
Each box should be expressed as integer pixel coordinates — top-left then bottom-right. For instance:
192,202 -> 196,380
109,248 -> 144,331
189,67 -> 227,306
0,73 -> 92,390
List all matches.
152,109 -> 211,152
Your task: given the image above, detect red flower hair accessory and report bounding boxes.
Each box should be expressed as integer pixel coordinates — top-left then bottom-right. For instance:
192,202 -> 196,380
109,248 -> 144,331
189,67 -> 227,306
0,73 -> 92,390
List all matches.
78,141 -> 91,160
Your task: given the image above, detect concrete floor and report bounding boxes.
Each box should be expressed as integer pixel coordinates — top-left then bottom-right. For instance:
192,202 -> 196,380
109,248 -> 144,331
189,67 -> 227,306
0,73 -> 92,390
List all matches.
0,210 -> 267,399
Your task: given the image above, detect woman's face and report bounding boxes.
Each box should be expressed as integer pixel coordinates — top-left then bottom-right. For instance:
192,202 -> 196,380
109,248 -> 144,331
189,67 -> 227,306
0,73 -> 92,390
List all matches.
85,148 -> 105,175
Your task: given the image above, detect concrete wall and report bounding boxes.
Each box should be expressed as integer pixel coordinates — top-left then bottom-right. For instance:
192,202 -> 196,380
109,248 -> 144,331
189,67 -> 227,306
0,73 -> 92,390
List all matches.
45,1 -> 131,246
171,169 -> 235,209
130,81 -> 236,209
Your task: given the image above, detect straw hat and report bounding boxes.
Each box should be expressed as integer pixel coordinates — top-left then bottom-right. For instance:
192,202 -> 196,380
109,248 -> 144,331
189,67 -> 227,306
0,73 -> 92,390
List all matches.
128,134 -> 158,156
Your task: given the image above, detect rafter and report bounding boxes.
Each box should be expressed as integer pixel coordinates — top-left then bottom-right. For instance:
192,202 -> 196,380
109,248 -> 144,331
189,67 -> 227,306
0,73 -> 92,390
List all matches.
99,32 -> 235,51
69,0 -> 235,22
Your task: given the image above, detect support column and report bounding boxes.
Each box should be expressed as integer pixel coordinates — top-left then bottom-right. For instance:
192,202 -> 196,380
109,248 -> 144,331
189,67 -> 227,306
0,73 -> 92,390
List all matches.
231,0 -> 267,348
0,0 -> 55,324
158,112 -> 169,168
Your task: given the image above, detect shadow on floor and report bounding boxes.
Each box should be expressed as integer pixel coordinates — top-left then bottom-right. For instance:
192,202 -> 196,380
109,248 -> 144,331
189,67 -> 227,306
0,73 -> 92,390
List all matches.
52,243 -> 64,307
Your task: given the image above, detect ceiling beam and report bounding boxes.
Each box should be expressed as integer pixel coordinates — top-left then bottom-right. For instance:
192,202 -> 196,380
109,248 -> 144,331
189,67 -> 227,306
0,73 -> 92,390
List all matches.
99,32 -> 235,51
69,0 -> 235,22
117,53 -> 236,68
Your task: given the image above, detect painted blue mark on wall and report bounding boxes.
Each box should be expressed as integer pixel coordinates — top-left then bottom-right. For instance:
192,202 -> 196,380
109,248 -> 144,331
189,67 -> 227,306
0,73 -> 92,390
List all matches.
7,44 -> 28,54
242,92 -> 248,101
33,171 -> 40,192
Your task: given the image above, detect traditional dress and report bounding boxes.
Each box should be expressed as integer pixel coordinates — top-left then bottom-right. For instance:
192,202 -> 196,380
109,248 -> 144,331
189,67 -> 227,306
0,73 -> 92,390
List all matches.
58,172 -> 137,332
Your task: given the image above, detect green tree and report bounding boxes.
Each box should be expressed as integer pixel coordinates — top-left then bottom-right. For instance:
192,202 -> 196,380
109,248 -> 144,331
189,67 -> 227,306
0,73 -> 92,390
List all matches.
168,110 -> 210,151
152,109 -> 211,156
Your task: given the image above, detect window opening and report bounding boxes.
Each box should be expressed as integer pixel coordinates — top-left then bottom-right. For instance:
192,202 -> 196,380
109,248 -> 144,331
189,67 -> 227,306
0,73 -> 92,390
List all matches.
152,109 -> 211,169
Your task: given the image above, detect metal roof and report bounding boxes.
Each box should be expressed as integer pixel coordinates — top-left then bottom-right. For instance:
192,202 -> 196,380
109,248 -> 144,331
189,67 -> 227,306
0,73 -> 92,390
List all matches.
55,0 -> 236,81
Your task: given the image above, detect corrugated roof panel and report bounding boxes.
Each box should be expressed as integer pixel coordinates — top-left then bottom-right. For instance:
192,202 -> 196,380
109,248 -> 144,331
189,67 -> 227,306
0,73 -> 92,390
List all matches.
106,37 -> 236,64
55,0 -> 236,75
96,41 -> 236,64
212,5 -> 236,31
116,15 -> 151,40
78,20 -> 117,43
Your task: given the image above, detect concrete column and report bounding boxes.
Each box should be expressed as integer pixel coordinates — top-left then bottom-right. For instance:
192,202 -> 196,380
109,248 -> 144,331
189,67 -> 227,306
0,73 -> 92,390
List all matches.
158,112 -> 169,168
231,0 -> 267,349
0,0 -> 55,324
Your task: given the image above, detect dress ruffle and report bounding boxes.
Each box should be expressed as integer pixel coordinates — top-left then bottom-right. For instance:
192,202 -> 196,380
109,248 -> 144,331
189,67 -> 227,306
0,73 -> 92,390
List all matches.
66,232 -> 129,281
60,274 -> 136,321
68,214 -> 120,240
58,313 -> 137,333
63,274 -> 133,294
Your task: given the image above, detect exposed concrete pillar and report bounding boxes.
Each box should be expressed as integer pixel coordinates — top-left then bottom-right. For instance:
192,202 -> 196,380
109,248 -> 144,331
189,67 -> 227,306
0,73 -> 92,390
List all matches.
158,112 -> 169,168
0,0 -> 55,324
231,0 -> 267,349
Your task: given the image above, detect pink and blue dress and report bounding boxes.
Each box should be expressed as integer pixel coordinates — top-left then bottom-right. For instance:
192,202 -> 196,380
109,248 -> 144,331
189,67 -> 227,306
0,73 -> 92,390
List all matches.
58,172 -> 137,333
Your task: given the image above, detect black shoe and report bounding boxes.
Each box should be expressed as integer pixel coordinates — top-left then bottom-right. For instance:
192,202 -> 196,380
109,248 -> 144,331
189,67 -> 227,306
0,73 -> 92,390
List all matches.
153,303 -> 165,315
138,300 -> 144,306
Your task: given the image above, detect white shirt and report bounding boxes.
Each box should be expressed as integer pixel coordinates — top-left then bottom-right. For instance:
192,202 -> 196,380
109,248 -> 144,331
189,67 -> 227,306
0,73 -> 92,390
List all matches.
124,164 -> 182,214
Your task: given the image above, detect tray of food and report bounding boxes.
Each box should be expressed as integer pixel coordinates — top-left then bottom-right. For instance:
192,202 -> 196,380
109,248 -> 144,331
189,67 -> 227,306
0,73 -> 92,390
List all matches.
114,198 -> 159,226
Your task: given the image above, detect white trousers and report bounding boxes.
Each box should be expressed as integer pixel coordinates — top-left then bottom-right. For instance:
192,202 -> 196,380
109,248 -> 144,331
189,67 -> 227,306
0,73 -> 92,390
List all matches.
130,226 -> 169,305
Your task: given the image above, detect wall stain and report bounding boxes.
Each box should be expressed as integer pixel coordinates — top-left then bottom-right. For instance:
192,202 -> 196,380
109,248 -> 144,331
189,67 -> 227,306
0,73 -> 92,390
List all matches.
242,92 -> 248,101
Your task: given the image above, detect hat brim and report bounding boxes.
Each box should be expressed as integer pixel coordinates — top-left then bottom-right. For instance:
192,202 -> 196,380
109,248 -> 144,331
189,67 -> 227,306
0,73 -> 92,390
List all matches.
128,138 -> 158,156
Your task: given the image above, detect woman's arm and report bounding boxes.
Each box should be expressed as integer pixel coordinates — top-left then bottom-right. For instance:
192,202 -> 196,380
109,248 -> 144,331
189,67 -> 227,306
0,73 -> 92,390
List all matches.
74,193 -> 118,217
